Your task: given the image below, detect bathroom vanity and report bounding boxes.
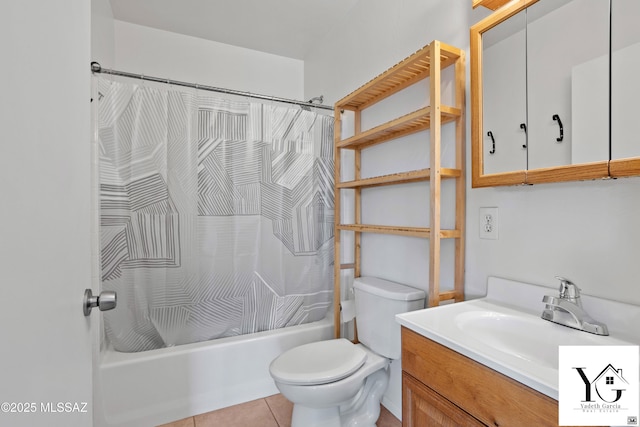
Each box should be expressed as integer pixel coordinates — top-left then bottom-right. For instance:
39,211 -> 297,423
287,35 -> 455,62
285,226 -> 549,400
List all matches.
396,277 -> 639,427
401,327 -> 564,426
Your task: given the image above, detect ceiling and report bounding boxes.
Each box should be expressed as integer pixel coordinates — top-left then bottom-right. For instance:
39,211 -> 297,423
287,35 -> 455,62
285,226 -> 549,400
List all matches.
109,0 -> 360,60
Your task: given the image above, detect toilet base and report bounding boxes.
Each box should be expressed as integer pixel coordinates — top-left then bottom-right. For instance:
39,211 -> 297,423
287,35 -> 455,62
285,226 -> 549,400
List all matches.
341,368 -> 388,427
289,367 -> 389,427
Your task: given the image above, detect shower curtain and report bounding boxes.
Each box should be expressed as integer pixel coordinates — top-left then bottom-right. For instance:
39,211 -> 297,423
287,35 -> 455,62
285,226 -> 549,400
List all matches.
97,77 -> 334,352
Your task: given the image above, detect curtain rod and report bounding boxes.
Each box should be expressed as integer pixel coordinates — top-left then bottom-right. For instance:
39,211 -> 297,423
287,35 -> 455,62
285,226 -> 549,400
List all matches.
90,62 -> 333,111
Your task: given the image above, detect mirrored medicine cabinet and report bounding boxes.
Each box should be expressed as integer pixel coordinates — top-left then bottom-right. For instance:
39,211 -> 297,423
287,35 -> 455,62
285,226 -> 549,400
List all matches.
471,0 -> 640,187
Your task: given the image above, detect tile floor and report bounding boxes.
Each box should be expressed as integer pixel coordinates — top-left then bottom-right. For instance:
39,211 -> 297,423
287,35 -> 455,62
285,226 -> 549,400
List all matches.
158,393 -> 402,427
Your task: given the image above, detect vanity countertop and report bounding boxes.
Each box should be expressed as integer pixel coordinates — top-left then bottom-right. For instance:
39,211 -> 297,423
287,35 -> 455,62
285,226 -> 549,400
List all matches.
396,277 -> 640,399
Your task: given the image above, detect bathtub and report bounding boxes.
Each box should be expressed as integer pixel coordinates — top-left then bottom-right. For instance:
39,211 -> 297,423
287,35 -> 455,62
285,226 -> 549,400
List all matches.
96,314 -> 334,427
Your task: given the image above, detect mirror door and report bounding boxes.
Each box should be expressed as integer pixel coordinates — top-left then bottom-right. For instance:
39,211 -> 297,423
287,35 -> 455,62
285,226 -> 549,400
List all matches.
472,0 -> 613,187
610,0 -> 640,176
526,0 -> 610,171
482,9 -> 527,175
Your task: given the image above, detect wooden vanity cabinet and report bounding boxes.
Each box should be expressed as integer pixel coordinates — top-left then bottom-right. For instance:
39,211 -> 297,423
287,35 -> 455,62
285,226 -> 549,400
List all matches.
403,372 -> 485,427
401,327 -> 602,427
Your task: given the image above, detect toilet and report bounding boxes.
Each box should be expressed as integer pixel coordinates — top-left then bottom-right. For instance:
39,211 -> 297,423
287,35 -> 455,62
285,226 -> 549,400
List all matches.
269,276 -> 426,427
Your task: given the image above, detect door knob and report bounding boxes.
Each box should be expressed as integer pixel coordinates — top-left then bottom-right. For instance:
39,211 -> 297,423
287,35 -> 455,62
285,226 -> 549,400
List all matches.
83,289 -> 117,316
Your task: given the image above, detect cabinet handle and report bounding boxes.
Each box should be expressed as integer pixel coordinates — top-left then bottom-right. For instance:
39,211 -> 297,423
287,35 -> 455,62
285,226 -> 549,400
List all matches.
488,131 -> 495,154
553,114 -> 564,142
520,123 -> 527,148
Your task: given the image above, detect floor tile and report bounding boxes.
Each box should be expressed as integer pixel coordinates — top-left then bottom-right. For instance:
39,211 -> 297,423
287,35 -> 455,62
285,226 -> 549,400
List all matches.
265,393 -> 293,427
157,417 -> 195,427
378,405 -> 402,427
159,394 -> 401,427
194,398 -> 279,427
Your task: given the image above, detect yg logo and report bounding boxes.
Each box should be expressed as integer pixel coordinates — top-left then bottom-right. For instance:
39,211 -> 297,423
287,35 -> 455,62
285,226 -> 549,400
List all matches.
559,346 -> 639,426
574,364 -> 628,403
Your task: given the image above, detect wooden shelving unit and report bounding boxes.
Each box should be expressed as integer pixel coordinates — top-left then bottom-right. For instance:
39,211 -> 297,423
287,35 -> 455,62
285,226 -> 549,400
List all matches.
333,40 -> 466,338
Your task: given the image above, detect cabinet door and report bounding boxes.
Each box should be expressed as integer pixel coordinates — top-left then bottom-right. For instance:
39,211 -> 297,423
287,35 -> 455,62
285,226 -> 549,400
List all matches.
403,373 -> 485,427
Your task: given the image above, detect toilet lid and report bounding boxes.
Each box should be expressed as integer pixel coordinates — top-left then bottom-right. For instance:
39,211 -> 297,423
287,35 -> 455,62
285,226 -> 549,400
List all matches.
269,338 -> 367,385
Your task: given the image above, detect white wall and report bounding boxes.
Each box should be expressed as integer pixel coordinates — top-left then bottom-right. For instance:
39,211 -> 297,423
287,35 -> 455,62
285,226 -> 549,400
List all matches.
113,21 -> 304,100
92,0 -> 115,68
305,0 -> 487,106
304,0 -> 640,418
306,0 -> 640,312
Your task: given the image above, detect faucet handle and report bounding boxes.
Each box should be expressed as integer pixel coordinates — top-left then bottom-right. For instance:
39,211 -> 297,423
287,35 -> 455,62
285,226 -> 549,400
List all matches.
555,276 -> 581,305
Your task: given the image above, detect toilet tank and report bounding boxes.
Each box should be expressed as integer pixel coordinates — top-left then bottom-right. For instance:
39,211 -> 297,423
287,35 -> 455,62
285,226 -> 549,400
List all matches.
353,277 -> 426,359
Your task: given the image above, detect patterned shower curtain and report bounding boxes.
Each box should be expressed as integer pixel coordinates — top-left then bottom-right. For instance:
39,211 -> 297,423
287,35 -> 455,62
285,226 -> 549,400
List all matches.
97,77 -> 334,352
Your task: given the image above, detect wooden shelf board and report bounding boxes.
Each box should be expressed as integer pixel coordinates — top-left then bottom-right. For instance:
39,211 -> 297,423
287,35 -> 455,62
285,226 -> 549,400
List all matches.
337,105 -> 461,150
338,224 -> 431,238
438,290 -> 460,301
336,42 -> 463,111
337,168 -> 461,189
337,224 -> 461,239
441,229 -> 462,239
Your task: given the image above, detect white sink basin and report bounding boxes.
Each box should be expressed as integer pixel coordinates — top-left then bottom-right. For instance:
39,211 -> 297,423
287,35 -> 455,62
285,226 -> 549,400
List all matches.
453,307 -> 618,369
396,277 -> 639,399
455,309 -> 558,368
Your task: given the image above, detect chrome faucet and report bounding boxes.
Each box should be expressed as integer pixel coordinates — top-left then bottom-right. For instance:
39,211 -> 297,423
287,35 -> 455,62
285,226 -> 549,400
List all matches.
541,276 -> 609,336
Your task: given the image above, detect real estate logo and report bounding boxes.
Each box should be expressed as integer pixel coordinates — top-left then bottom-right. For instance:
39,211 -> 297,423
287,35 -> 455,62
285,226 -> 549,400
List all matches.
559,346 -> 639,426
575,363 -> 627,407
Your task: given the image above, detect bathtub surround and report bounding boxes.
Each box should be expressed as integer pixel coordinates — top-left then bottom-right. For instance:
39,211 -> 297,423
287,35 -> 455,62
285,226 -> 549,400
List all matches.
97,76 -> 334,352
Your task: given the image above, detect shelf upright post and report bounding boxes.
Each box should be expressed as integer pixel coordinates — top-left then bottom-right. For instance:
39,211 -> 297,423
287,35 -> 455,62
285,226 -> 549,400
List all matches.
454,49 -> 467,303
428,40 -> 443,308
333,105 -> 343,339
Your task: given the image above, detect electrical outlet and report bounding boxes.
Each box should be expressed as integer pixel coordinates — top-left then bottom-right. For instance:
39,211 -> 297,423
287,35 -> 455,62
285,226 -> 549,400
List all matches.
479,207 -> 498,240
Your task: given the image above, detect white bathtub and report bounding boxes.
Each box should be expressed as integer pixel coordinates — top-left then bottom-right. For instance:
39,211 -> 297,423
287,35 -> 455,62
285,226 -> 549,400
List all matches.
96,315 -> 334,427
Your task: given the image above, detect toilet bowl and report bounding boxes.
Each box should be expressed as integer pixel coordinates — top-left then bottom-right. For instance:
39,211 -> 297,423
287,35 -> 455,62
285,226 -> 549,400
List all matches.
269,277 -> 426,427
271,339 -> 389,427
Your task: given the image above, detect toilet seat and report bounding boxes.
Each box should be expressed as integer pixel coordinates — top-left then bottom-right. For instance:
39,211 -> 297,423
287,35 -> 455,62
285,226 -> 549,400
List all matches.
269,338 -> 367,385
